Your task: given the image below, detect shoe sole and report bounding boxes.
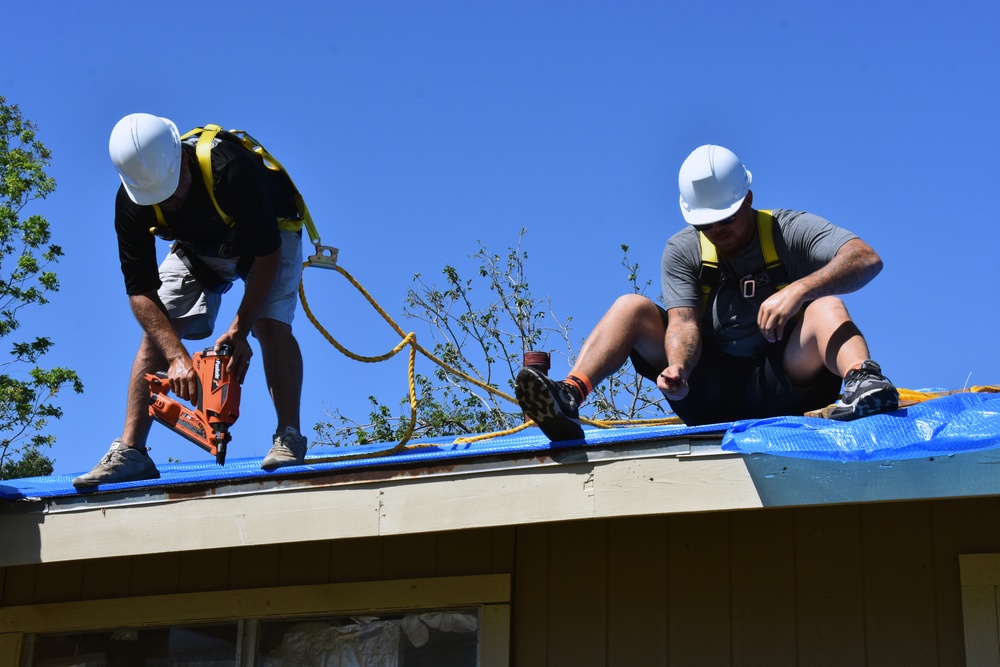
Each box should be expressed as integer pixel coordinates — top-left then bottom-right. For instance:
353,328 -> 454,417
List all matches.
261,458 -> 305,472
828,387 -> 900,421
515,369 -> 585,442
72,468 -> 161,488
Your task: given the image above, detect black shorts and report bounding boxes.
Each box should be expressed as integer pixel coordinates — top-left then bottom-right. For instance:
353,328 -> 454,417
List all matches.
629,306 -> 842,426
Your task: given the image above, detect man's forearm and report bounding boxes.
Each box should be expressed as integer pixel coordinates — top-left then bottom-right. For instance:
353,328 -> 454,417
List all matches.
793,238 -> 883,300
129,292 -> 188,363
665,307 -> 702,373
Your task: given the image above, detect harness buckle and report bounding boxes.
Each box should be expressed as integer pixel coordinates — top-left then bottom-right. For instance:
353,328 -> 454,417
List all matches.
740,275 -> 756,299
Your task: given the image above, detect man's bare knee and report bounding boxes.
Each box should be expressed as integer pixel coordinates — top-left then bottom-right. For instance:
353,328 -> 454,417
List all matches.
607,294 -> 667,356
806,295 -> 849,320
609,294 -> 661,321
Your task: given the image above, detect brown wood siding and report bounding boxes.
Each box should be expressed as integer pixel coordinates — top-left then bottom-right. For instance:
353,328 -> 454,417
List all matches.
731,508 -> 796,665
607,516 -> 669,665
510,499 -> 1000,666
793,505 -> 866,666
4,499 -> 1000,665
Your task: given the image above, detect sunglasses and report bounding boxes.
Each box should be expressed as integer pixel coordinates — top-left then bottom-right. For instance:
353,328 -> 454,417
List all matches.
693,211 -> 739,233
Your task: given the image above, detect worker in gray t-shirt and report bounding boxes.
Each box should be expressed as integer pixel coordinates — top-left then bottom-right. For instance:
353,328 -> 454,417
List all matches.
661,208 -> 855,359
515,144 -> 899,437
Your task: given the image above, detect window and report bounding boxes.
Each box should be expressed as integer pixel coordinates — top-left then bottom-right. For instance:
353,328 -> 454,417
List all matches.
29,624 -> 238,666
258,609 -> 478,666
27,611 -> 479,666
12,575 -> 509,667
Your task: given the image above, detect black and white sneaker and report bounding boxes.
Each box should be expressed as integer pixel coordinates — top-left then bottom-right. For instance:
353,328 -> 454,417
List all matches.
828,360 -> 900,421
514,366 -> 585,442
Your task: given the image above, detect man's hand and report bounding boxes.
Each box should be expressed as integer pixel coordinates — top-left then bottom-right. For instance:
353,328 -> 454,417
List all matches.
167,353 -> 198,402
657,365 -> 690,401
757,238 -> 884,343
757,283 -> 806,343
214,331 -> 253,384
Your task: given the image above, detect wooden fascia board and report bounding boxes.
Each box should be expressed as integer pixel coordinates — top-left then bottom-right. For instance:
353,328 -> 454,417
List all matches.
0,449 -> 758,566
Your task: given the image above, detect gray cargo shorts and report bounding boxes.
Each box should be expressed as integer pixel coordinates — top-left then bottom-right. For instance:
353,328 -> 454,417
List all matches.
157,230 -> 303,341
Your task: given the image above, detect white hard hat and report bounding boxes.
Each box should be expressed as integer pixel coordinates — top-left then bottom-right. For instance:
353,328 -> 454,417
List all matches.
678,145 -> 752,226
108,113 -> 182,205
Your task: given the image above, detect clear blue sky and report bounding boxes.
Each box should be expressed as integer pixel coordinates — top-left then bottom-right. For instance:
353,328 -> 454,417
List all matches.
6,1 -> 999,476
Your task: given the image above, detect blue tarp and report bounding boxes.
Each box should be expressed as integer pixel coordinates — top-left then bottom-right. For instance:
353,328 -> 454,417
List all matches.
722,392 -> 1000,462
0,420 -> 729,501
2,393 -> 999,501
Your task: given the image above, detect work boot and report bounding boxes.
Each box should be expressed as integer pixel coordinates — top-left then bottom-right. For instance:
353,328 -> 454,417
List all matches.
72,439 -> 160,488
514,366 -> 585,442
828,360 -> 900,421
262,426 -> 308,471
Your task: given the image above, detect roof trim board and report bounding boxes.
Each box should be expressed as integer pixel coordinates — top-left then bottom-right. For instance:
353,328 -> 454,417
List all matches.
0,438 -> 762,567
3,392 -> 1000,566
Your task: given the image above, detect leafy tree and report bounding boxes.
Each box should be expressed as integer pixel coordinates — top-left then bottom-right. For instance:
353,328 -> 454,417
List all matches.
0,97 -> 83,479
315,229 -> 671,446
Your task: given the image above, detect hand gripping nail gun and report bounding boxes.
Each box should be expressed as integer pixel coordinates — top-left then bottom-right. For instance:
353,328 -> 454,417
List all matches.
146,345 -> 241,465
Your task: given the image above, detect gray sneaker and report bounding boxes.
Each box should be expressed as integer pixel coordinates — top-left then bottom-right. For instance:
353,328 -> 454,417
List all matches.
261,426 -> 308,471
72,439 -> 160,488
828,359 -> 900,421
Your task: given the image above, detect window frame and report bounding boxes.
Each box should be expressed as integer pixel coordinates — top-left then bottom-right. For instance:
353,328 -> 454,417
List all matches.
1,574 -> 510,667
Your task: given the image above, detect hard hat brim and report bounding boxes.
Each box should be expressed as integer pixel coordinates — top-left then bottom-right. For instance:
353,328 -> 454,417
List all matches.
121,168 -> 181,206
679,192 -> 748,226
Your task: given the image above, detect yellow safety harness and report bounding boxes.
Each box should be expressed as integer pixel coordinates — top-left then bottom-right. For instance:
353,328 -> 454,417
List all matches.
149,124 -> 338,268
697,209 -> 789,311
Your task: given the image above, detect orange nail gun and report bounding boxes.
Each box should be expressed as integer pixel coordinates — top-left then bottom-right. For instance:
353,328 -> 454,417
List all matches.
146,345 -> 241,465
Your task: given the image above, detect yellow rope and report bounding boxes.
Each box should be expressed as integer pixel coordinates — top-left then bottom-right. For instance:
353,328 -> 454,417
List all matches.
299,262 -> 686,453
452,420 -> 536,444
898,386 -> 1000,404
298,261 -> 530,462
298,260 -> 1000,463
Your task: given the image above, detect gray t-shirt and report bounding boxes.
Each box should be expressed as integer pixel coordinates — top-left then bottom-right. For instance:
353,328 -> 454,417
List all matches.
660,209 -> 857,358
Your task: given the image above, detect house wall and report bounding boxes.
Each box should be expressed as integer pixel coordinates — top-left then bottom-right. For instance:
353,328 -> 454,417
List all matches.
3,495 -> 1000,666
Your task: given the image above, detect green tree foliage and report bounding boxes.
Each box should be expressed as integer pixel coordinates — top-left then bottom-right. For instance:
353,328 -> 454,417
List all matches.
316,230 -> 670,446
0,97 -> 83,479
